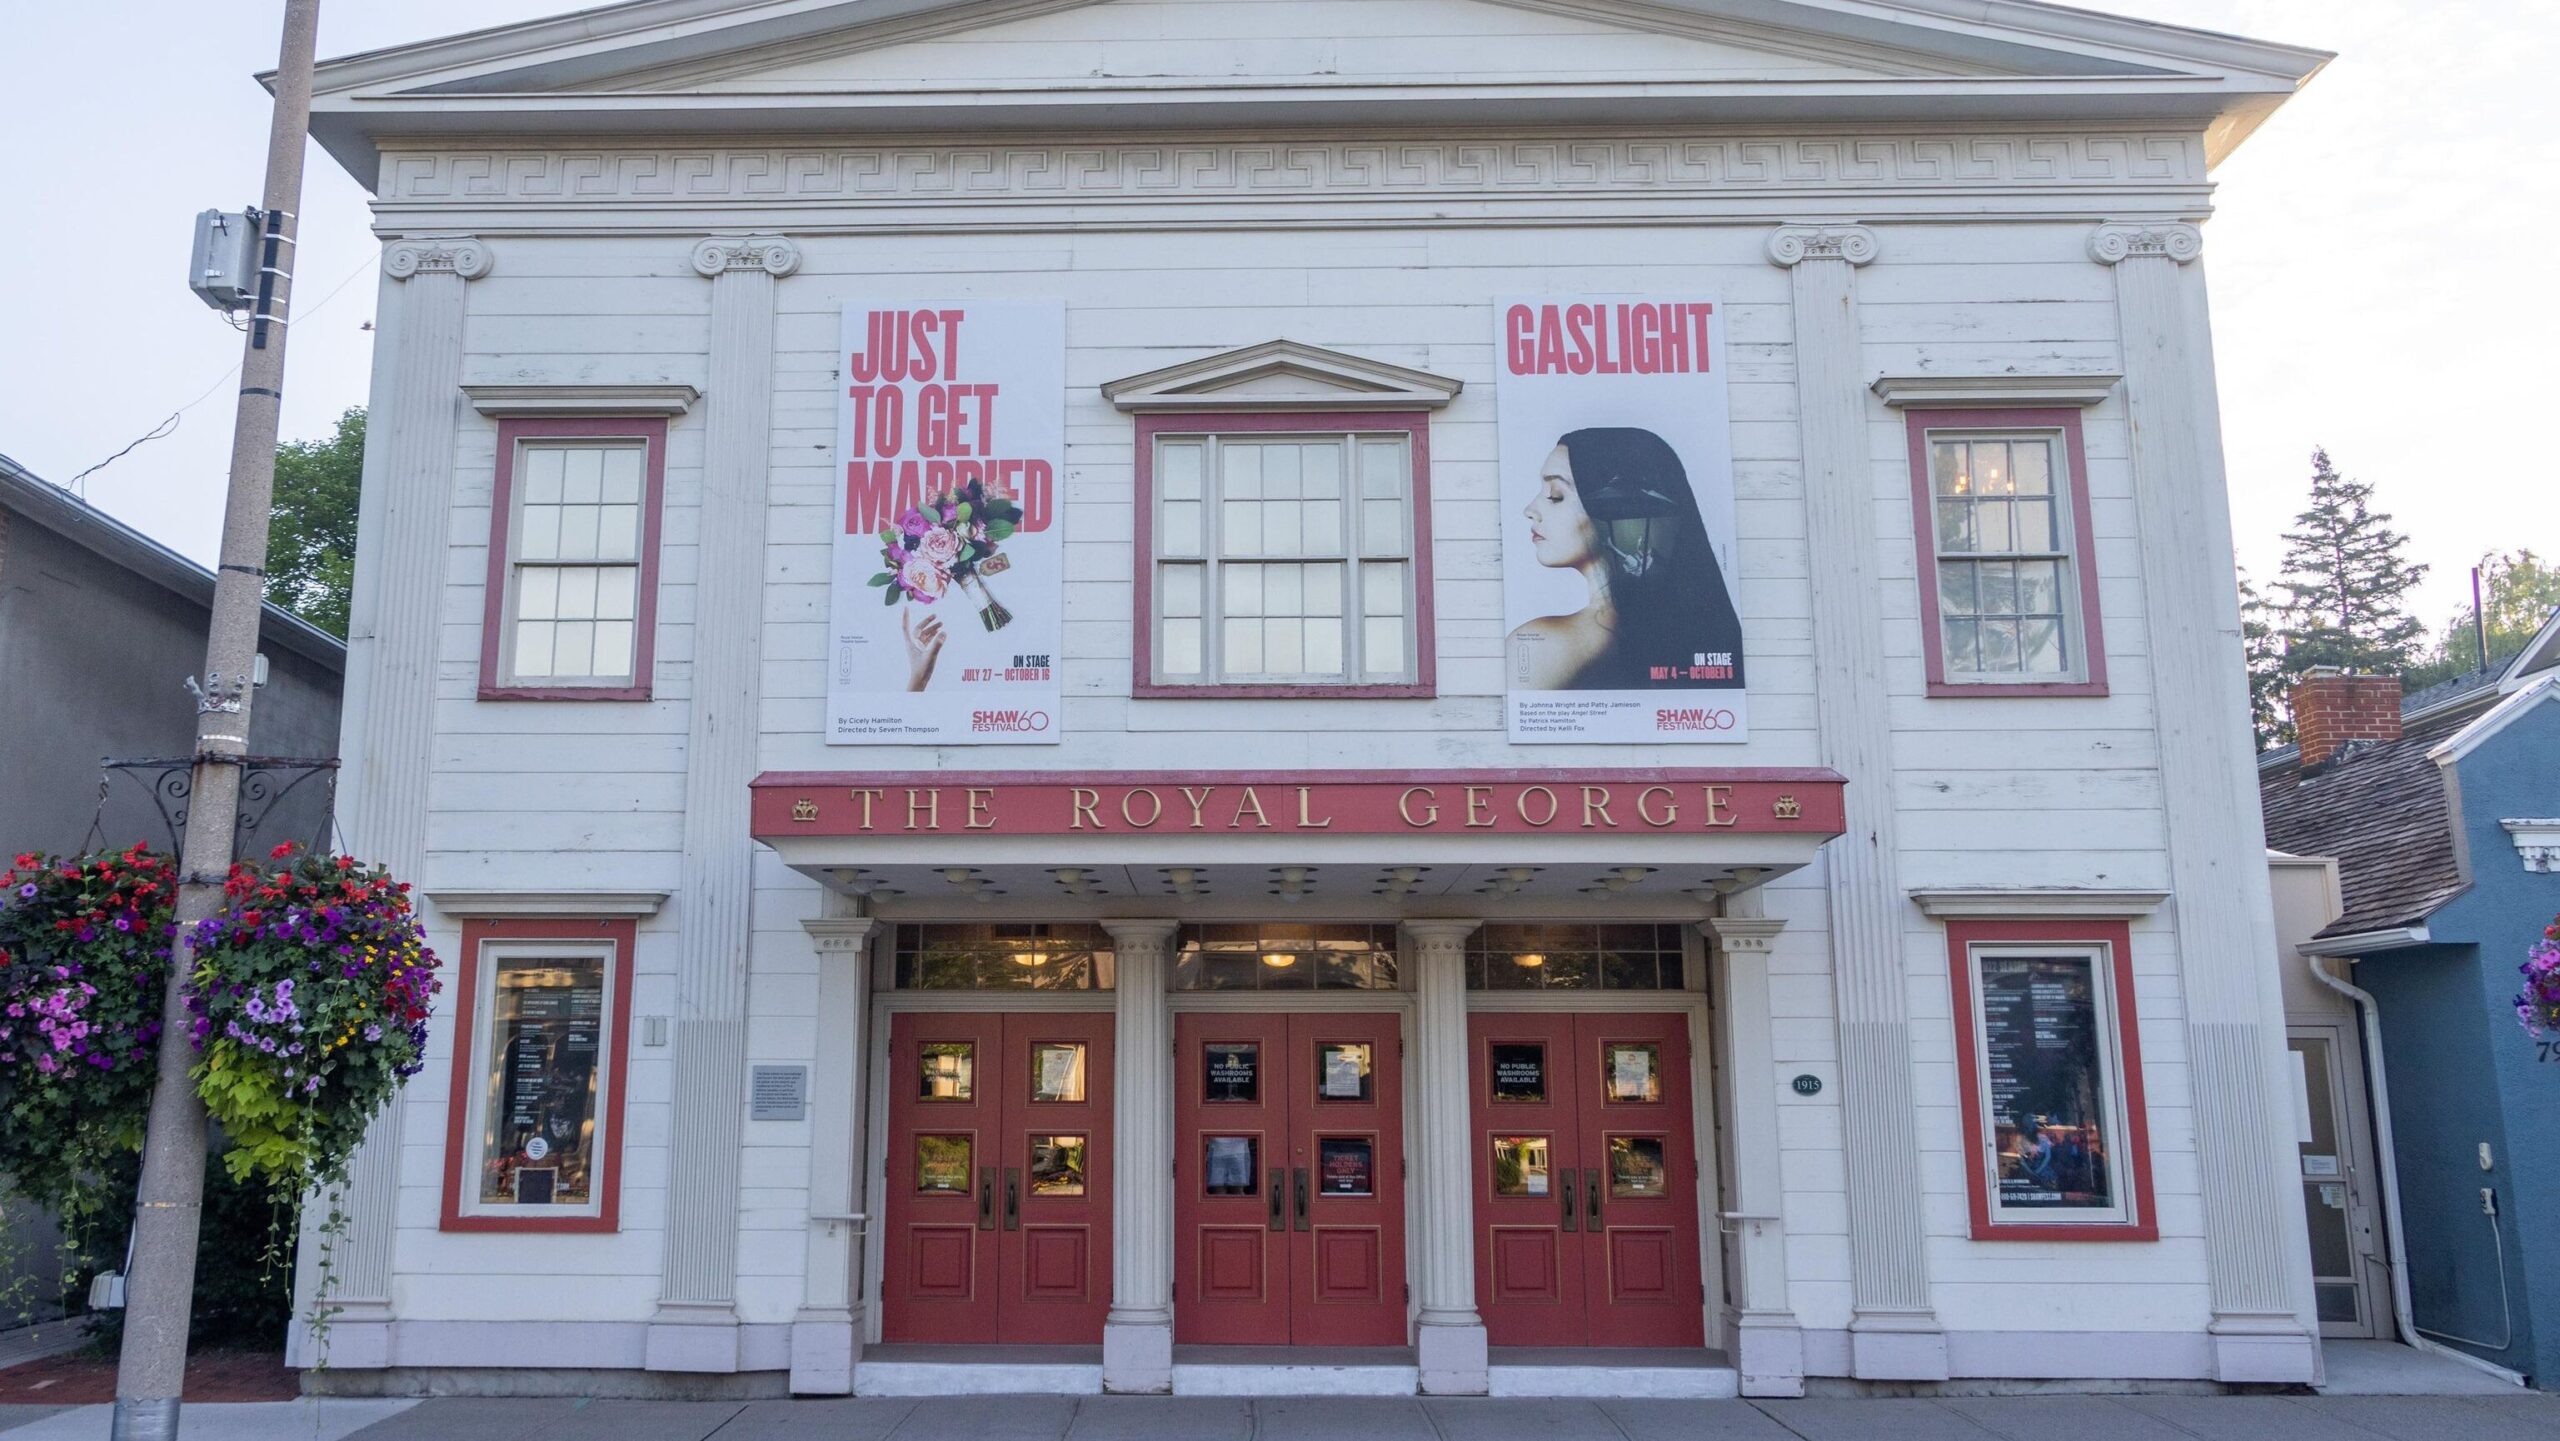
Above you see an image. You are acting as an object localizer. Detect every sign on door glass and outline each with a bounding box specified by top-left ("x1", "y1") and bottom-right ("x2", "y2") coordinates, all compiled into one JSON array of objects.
[
  {"x1": 1603, "y1": 1042, "x2": 1662, "y2": 1103},
  {"x1": 1317, "y1": 1043, "x2": 1374, "y2": 1102},
  {"x1": 1031, "y1": 1042, "x2": 1087, "y2": 1103},
  {"x1": 1489, "y1": 1043, "x2": 1547, "y2": 1103},
  {"x1": 1608, "y1": 1135, "x2": 1668, "y2": 1197},
  {"x1": 915, "y1": 1134, "x2": 972, "y2": 1194},
  {"x1": 1204, "y1": 1042, "x2": 1260, "y2": 1103},
  {"x1": 1318, "y1": 1136, "x2": 1375, "y2": 1195}
]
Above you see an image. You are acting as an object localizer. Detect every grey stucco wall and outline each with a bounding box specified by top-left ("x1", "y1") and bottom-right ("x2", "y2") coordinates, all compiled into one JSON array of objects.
[{"x1": 0, "y1": 507, "x2": 343, "y2": 861}]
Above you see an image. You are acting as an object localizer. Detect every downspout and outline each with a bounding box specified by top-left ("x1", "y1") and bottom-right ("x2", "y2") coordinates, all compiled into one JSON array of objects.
[{"x1": 2301, "y1": 949, "x2": 2527, "y2": 1386}]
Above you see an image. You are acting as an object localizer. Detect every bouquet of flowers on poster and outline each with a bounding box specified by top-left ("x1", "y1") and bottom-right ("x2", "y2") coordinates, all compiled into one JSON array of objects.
[
  {"x1": 1492, "y1": 296, "x2": 1748, "y2": 744},
  {"x1": 830, "y1": 300, "x2": 1065, "y2": 744}
]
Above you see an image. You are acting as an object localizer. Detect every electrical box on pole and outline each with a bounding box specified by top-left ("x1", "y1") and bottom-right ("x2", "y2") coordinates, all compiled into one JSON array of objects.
[{"x1": 188, "y1": 208, "x2": 261, "y2": 311}]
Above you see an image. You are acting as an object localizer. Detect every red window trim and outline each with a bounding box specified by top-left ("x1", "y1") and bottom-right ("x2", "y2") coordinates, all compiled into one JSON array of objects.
[
  {"x1": 441, "y1": 916, "x2": 637, "y2": 1234},
  {"x1": 1902, "y1": 408, "x2": 2109, "y2": 699},
  {"x1": 478, "y1": 416, "x2": 670, "y2": 702},
  {"x1": 1945, "y1": 917, "x2": 2158, "y2": 1242},
  {"x1": 1131, "y1": 409, "x2": 1437, "y2": 700}
]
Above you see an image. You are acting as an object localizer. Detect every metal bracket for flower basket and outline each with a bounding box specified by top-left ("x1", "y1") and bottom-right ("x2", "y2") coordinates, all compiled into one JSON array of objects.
[{"x1": 89, "y1": 756, "x2": 340, "y2": 860}]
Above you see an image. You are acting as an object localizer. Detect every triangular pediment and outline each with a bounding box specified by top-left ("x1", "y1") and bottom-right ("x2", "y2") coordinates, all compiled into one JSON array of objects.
[
  {"x1": 302, "y1": 0, "x2": 2331, "y2": 181},
  {"x1": 1103, "y1": 341, "x2": 1462, "y2": 413},
  {"x1": 570, "y1": 0, "x2": 1995, "y2": 95}
]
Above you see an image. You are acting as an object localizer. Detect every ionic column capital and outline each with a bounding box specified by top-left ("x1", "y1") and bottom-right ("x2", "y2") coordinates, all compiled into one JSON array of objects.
[
  {"x1": 1703, "y1": 916, "x2": 1788, "y2": 954},
  {"x1": 2088, "y1": 222, "x2": 2203, "y2": 266},
  {"x1": 383, "y1": 235, "x2": 493, "y2": 281},
  {"x1": 1101, "y1": 918, "x2": 1180, "y2": 950},
  {"x1": 1400, "y1": 919, "x2": 1482, "y2": 951},
  {"x1": 1766, "y1": 224, "x2": 1879, "y2": 268},
  {"x1": 800, "y1": 917, "x2": 878, "y2": 955},
  {"x1": 692, "y1": 233, "x2": 803, "y2": 278}
]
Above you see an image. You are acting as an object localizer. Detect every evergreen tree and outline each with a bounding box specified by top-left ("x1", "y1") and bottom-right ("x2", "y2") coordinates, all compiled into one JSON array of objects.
[
  {"x1": 2238, "y1": 567, "x2": 2291, "y2": 751},
  {"x1": 2275, "y1": 447, "x2": 2428, "y2": 677},
  {"x1": 266, "y1": 407, "x2": 364, "y2": 637}
]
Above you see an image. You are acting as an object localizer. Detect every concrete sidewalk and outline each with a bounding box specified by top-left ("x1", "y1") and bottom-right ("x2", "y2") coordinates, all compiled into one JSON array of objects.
[{"x1": 8, "y1": 1392, "x2": 2558, "y2": 1441}]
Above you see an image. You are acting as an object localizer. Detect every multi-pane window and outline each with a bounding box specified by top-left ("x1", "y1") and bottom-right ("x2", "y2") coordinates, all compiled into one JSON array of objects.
[
  {"x1": 1467, "y1": 924, "x2": 1690, "y2": 990},
  {"x1": 1153, "y1": 432, "x2": 1416, "y2": 687},
  {"x1": 503, "y1": 441, "x2": 646, "y2": 686},
  {"x1": 892, "y1": 923, "x2": 1115, "y2": 990},
  {"x1": 1927, "y1": 434, "x2": 2077, "y2": 680},
  {"x1": 1172, "y1": 923, "x2": 1401, "y2": 991}
]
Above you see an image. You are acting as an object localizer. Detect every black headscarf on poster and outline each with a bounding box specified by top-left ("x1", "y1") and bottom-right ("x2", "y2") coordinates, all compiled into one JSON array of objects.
[{"x1": 1558, "y1": 426, "x2": 1747, "y2": 690}]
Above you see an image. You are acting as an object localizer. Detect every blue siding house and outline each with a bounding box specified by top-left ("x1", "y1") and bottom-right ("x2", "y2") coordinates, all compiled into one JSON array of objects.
[{"x1": 2261, "y1": 615, "x2": 2560, "y2": 1389}]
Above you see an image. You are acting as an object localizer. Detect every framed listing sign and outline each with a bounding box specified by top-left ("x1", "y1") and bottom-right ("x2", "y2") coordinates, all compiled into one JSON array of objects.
[
  {"x1": 831, "y1": 301, "x2": 1064, "y2": 745},
  {"x1": 1494, "y1": 298, "x2": 1746, "y2": 744}
]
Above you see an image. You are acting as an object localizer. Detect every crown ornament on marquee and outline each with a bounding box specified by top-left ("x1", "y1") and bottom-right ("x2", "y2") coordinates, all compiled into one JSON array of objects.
[
  {"x1": 1765, "y1": 224, "x2": 1879, "y2": 268},
  {"x1": 2087, "y1": 223, "x2": 2204, "y2": 266},
  {"x1": 383, "y1": 236, "x2": 493, "y2": 280},
  {"x1": 691, "y1": 234, "x2": 803, "y2": 278}
]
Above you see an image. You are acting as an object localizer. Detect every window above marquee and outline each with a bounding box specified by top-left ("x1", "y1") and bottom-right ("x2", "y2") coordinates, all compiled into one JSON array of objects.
[
  {"x1": 892, "y1": 922, "x2": 1116, "y2": 990},
  {"x1": 1104, "y1": 341, "x2": 1460, "y2": 701},
  {"x1": 1468, "y1": 923, "x2": 1690, "y2": 991}
]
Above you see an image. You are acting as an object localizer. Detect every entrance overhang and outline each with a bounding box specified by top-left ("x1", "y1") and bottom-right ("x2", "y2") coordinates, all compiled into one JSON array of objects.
[{"x1": 751, "y1": 768, "x2": 1846, "y2": 915}]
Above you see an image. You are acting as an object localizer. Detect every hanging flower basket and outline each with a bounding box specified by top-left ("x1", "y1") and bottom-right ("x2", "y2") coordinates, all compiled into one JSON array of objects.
[
  {"x1": 185, "y1": 846, "x2": 441, "y2": 1194},
  {"x1": 2519, "y1": 912, "x2": 2560, "y2": 1038},
  {"x1": 0, "y1": 846, "x2": 175, "y2": 1245}
]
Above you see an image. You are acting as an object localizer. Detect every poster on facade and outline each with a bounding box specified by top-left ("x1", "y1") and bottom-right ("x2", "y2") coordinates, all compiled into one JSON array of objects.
[
  {"x1": 1977, "y1": 954, "x2": 2115, "y2": 1210},
  {"x1": 830, "y1": 300, "x2": 1064, "y2": 744},
  {"x1": 1494, "y1": 297, "x2": 1746, "y2": 743}
]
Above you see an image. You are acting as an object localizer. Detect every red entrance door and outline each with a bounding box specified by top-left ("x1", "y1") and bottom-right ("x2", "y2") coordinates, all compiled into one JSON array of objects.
[
  {"x1": 882, "y1": 1011, "x2": 1112, "y2": 1344},
  {"x1": 1175, "y1": 1012, "x2": 1406, "y2": 1346},
  {"x1": 1469, "y1": 1011, "x2": 1704, "y2": 1347}
]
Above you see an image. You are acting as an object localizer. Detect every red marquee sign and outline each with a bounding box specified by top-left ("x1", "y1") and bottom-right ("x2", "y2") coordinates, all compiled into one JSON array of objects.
[{"x1": 750, "y1": 769, "x2": 1844, "y2": 838}]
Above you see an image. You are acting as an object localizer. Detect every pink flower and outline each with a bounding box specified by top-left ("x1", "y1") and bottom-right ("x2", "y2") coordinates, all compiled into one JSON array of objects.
[
  {"x1": 916, "y1": 526, "x2": 962, "y2": 568},
  {"x1": 899, "y1": 556, "x2": 949, "y2": 600}
]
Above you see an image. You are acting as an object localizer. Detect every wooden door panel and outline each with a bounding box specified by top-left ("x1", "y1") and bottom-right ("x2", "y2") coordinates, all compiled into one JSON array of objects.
[
  {"x1": 1176, "y1": 1014, "x2": 1291, "y2": 1344},
  {"x1": 883, "y1": 1014, "x2": 1002, "y2": 1342},
  {"x1": 1312, "y1": 1227, "x2": 1384, "y2": 1303},
  {"x1": 1020, "y1": 1226, "x2": 1093, "y2": 1301},
  {"x1": 1198, "y1": 1228, "x2": 1270, "y2": 1302},
  {"x1": 996, "y1": 1011, "x2": 1113, "y2": 1343},
  {"x1": 1575, "y1": 1013, "x2": 1705, "y2": 1348},
  {"x1": 1287, "y1": 1013, "x2": 1406, "y2": 1346},
  {"x1": 1469, "y1": 1012, "x2": 1587, "y2": 1346}
]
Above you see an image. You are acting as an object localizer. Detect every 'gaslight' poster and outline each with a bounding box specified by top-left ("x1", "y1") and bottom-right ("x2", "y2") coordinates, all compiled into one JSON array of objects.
[
  {"x1": 830, "y1": 301, "x2": 1064, "y2": 744},
  {"x1": 1494, "y1": 298, "x2": 1746, "y2": 743}
]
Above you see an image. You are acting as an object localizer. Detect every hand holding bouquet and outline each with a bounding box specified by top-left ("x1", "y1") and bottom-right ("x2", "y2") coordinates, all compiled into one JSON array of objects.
[{"x1": 868, "y1": 477, "x2": 1024, "y2": 633}]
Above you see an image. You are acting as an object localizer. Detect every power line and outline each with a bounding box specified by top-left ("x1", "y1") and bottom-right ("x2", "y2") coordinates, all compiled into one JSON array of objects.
[{"x1": 61, "y1": 244, "x2": 382, "y2": 497}]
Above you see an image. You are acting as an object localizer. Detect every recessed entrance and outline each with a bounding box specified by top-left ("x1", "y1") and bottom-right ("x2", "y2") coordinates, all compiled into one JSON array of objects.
[
  {"x1": 1468, "y1": 1011, "x2": 1704, "y2": 1348},
  {"x1": 881, "y1": 1011, "x2": 1114, "y2": 1344},
  {"x1": 1174, "y1": 1011, "x2": 1407, "y2": 1346}
]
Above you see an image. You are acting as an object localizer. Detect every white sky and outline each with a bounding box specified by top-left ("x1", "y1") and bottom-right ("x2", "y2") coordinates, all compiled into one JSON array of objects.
[{"x1": 4, "y1": 0, "x2": 2551, "y2": 635}]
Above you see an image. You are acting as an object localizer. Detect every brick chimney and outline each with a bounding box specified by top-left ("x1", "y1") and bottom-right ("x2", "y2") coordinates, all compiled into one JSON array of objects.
[{"x1": 2290, "y1": 668, "x2": 2404, "y2": 767}]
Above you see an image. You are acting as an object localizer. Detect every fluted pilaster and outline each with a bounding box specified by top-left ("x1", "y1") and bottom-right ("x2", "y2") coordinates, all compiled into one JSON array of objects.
[
  {"x1": 651, "y1": 235, "x2": 796, "y2": 1370},
  {"x1": 1703, "y1": 912, "x2": 1804, "y2": 1398},
  {"x1": 2093, "y1": 221, "x2": 2314, "y2": 1382},
  {"x1": 1101, "y1": 919, "x2": 1177, "y2": 1394},
  {"x1": 300, "y1": 238, "x2": 491, "y2": 1364},
  {"x1": 1768, "y1": 224, "x2": 1943, "y2": 1378},
  {"x1": 1402, "y1": 919, "x2": 1487, "y2": 1394}
]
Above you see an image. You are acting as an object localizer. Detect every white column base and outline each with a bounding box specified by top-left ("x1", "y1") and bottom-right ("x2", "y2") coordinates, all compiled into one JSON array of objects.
[
  {"x1": 2210, "y1": 1316, "x2": 2319, "y2": 1384},
  {"x1": 789, "y1": 1309, "x2": 859, "y2": 1395},
  {"x1": 645, "y1": 1305, "x2": 742, "y2": 1373},
  {"x1": 1103, "y1": 1319, "x2": 1174, "y2": 1394},
  {"x1": 1417, "y1": 1320, "x2": 1489, "y2": 1396},
  {"x1": 1732, "y1": 1310, "x2": 1806, "y2": 1398},
  {"x1": 1849, "y1": 1310, "x2": 1948, "y2": 1381}
]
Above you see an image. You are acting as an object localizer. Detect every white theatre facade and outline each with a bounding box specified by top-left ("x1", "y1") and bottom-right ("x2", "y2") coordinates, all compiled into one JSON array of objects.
[{"x1": 295, "y1": 0, "x2": 2334, "y2": 1399}]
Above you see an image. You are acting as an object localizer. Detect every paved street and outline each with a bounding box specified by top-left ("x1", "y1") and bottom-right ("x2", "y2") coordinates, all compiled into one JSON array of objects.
[{"x1": 0, "y1": 1393, "x2": 2556, "y2": 1441}]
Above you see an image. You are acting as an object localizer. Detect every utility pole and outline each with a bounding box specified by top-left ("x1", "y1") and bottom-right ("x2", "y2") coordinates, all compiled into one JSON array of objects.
[{"x1": 113, "y1": 3, "x2": 321, "y2": 1437}]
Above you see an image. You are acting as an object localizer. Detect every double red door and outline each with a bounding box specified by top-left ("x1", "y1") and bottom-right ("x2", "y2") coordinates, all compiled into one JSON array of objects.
[
  {"x1": 881, "y1": 1011, "x2": 1112, "y2": 1343},
  {"x1": 1468, "y1": 1011, "x2": 1704, "y2": 1347},
  {"x1": 1174, "y1": 1012, "x2": 1406, "y2": 1346}
]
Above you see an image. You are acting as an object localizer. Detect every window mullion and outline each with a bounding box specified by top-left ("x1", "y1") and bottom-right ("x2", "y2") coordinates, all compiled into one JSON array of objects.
[
  {"x1": 1340, "y1": 434, "x2": 1366, "y2": 682},
  {"x1": 1199, "y1": 436, "x2": 1226, "y2": 683}
]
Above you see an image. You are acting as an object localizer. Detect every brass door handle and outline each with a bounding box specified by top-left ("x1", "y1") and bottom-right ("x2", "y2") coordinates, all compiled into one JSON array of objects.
[
  {"x1": 978, "y1": 1168, "x2": 996, "y2": 1231},
  {"x1": 1004, "y1": 1168, "x2": 1021, "y2": 1231},
  {"x1": 1293, "y1": 1167, "x2": 1311, "y2": 1232},
  {"x1": 1267, "y1": 1168, "x2": 1286, "y2": 1232},
  {"x1": 1560, "y1": 1171, "x2": 1577, "y2": 1233}
]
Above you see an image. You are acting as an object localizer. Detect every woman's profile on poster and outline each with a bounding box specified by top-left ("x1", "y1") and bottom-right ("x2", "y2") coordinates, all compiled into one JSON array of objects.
[{"x1": 1508, "y1": 426, "x2": 1745, "y2": 691}]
